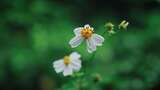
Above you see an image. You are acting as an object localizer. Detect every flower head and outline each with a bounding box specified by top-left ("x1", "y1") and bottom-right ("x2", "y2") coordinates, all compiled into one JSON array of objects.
[
  {"x1": 53, "y1": 52, "x2": 82, "y2": 76},
  {"x1": 69, "y1": 24, "x2": 104, "y2": 53}
]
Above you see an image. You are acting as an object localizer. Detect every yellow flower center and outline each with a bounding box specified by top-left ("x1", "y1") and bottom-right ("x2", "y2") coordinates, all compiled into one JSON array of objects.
[
  {"x1": 81, "y1": 27, "x2": 93, "y2": 39},
  {"x1": 63, "y1": 56, "x2": 70, "y2": 65}
]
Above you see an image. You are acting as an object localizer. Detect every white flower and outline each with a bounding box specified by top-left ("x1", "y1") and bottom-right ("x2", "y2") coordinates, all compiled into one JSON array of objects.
[
  {"x1": 53, "y1": 52, "x2": 82, "y2": 76},
  {"x1": 69, "y1": 24, "x2": 104, "y2": 53}
]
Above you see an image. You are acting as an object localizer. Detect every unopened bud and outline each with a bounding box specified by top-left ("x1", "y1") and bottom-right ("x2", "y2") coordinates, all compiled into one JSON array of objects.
[
  {"x1": 105, "y1": 22, "x2": 114, "y2": 31},
  {"x1": 105, "y1": 22, "x2": 115, "y2": 35},
  {"x1": 108, "y1": 30, "x2": 116, "y2": 35},
  {"x1": 119, "y1": 20, "x2": 129, "y2": 30}
]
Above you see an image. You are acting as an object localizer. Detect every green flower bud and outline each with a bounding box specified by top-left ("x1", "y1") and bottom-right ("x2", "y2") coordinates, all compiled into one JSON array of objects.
[
  {"x1": 119, "y1": 20, "x2": 129, "y2": 30},
  {"x1": 108, "y1": 30, "x2": 116, "y2": 34},
  {"x1": 105, "y1": 22, "x2": 116, "y2": 35},
  {"x1": 105, "y1": 22, "x2": 114, "y2": 31}
]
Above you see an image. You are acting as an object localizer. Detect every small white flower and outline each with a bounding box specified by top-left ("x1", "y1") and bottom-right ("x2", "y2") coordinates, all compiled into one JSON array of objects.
[
  {"x1": 53, "y1": 52, "x2": 82, "y2": 76},
  {"x1": 69, "y1": 24, "x2": 104, "y2": 53}
]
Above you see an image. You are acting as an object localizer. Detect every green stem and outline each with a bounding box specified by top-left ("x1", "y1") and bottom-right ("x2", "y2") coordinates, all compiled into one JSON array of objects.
[
  {"x1": 89, "y1": 51, "x2": 96, "y2": 61},
  {"x1": 77, "y1": 29, "x2": 108, "y2": 89}
]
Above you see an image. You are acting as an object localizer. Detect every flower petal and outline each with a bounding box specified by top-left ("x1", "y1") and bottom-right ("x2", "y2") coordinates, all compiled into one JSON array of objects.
[
  {"x1": 87, "y1": 46, "x2": 93, "y2": 53},
  {"x1": 70, "y1": 52, "x2": 81, "y2": 60},
  {"x1": 74, "y1": 27, "x2": 82, "y2": 35},
  {"x1": 84, "y1": 24, "x2": 94, "y2": 30},
  {"x1": 69, "y1": 36, "x2": 83, "y2": 48},
  {"x1": 63, "y1": 65, "x2": 73, "y2": 76},
  {"x1": 84, "y1": 24, "x2": 90, "y2": 28},
  {"x1": 53, "y1": 59, "x2": 63, "y2": 67},
  {"x1": 92, "y1": 34, "x2": 104, "y2": 46},
  {"x1": 53, "y1": 59, "x2": 65, "y2": 73},
  {"x1": 71, "y1": 59, "x2": 81, "y2": 71},
  {"x1": 86, "y1": 38, "x2": 96, "y2": 53}
]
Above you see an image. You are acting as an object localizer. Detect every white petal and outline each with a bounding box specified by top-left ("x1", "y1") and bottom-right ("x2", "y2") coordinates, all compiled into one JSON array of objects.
[
  {"x1": 71, "y1": 59, "x2": 81, "y2": 71},
  {"x1": 74, "y1": 27, "x2": 82, "y2": 35},
  {"x1": 84, "y1": 24, "x2": 94, "y2": 30},
  {"x1": 53, "y1": 59, "x2": 65, "y2": 73},
  {"x1": 54, "y1": 65, "x2": 65, "y2": 73},
  {"x1": 53, "y1": 59, "x2": 63, "y2": 67},
  {"x1": 69, "y1": 35, "x2": 83, "y2": 48},
  {"x1": 84, "y1": 24, "x2": 90, "y2": 28},
  {"x1": 70, "y1": 52, "x2": 81, "y2": 60},
  {"x1": 92, "y1": 34, "x2": 104, "y2": 46},
  {"x1": 63, "y1": 65, "x2": 73, "y2": 76},
  {"x1": 86, "y1": 38, "x2": 96, "y2": 53},
  {"x1": 87, "y1": 47, "x2": 93, "y2": 53}
]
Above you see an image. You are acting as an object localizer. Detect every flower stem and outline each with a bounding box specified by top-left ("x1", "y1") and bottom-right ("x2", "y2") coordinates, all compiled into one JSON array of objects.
[{"x1": 89, "y1": 51, "x2": 96, "y2": 60}]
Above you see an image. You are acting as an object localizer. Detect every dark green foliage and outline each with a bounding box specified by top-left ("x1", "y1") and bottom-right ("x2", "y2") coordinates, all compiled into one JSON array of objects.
[{"x1": 0, "y1": 0, "x2": 160, "y2": 90}]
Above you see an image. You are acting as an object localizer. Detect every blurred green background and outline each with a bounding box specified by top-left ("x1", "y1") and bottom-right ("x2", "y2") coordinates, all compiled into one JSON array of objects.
[{"x1": 0, "y1": 0, "x2": 160, "y2": 90}]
